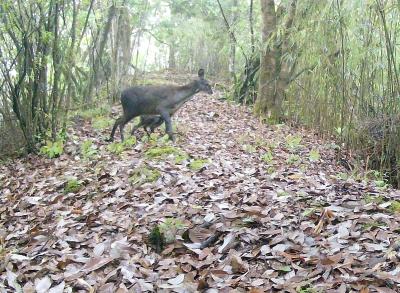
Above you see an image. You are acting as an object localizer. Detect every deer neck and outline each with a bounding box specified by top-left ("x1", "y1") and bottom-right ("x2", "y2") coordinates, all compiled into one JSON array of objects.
[{"x1": 174, "y1": 81, "x2": 199, "y2": 104}]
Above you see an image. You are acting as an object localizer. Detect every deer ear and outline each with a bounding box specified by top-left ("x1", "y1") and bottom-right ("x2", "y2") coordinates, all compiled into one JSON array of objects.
[{"x1": 198, "y1": 69, "x2": 205, "y2": 79}]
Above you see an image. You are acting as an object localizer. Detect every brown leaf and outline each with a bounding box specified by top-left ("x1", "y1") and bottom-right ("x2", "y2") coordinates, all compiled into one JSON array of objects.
[
  {"x1": 231, "y1": 254, "x2": 248, "y2": 274},
  {"x1": 35, "y1": 276, "x2": 52, "y2": 293},
  {"x1": 218, "y1": 232, "x2": 236, "y2": 254},
  {"x1": 188, "y1": 227, "x2": 213, "y2": 243}
]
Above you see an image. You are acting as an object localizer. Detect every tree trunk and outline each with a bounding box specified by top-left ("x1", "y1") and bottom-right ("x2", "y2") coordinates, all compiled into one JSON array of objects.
[
  {"x1": 168, "y1": 43, "x2": 176, "y2": 70},
  {"x1": 254, "y1": 0, "x2": 278, "y2": 120},
  {"x1": 229, "y1": 0, "x2": 238, "y2": 83},
  {"x1": 249, "y1": 0, "x2": 255, "y2": 55},
  {"x1": 85, "y1": 4, "x2": 115, "y2": 105},
  {"x1": 50, "y1": 2, "x2": 61, "y2": 140},
  {"x1": 217, "y1": 0, "x2": 237, "y2": 84}
]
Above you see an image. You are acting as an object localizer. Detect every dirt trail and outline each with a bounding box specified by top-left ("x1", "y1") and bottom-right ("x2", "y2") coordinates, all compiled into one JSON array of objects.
[{"x1": 1, "y1": 90, "x2": 400, "y2": 292}]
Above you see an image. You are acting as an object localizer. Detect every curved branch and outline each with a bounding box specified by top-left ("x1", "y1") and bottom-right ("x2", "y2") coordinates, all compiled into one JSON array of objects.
[{"x1": 216, "y1": 0, "x2": 248, "y2": 63}]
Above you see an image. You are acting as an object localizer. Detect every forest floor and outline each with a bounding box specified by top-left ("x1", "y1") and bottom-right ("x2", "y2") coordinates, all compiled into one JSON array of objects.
[{"x1": 1, "y1": 81, "x2": 400, "y2": 292}]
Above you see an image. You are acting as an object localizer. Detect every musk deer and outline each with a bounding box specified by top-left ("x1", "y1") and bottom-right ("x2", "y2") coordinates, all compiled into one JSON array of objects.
[
  {"x1": 131, "y1": 115, "x2": 164, "y2": 136},
  {"x1": 131, "y1": 107, "x2": 182, "y2": 137},
  {"x1": 108, "y1": 69, "x2": 213, "y2": 142}
]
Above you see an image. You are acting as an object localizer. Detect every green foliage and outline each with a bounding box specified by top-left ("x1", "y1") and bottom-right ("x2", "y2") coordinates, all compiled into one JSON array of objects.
[
  {"x1": 261, "y1": 151, "x2": 274, "y2": 163},
  {"x1": 64, "y1": 178, "x2": 81, "y2": 193},
  {"x1": 81, "y1": 140, "x2": 98, "y2": 159},
  {"x1": 302, "y1": 208, "x2": 317, "y2": 217},
  {"x1": 362, "y1": 221, "x2": 387, "y2": 230},
  {"x1": 107, "y1": 142, "x2": 125, "y2": 155},
  {"x1": 40, "y1": 140, "x2": 64, "y2": 158},
  {"x1": 364, "y1": 170, "x2": 384, "y2": 181},
  {"x1": 158, "y1": 218, "x2": 186, "y2": 233},
  {"x1": 389, "y1": 201, "x2": 400, "y2": 213},
  {"x1": 92, "y1": 116, "x2": 113, "y2": 130},
  {"x1": 129, "y1": 167, "x2": 161, "y2": 186},
  {"x1": 107, "y1": 137, "x2": 136, "y2": 155},
  {"x1": 283, "y1": 1, "x2": 400, "y2": 186},
  {"x1": 77, "y1": 105, "x2": 111, "y2": 120},
  {"x1": 145, "y1": 145, "x2": 182, "y2": 159},
  {"x1": 286, "y1": 154, "x2": 301, "y2": 165},
  {"x1": 158, "y1": 218, "x2": 186, "y2": 243},
  {"x1": 189, "y1": 159, "x2": 209, "y2": 171},
  {"x1": 297, "y1": 286, "x2": 318, "y2": 293},
  {"x1": 148, "y1": 226, "x2": 165, "y2": 253},
  {"x1": 254, "y1": 137, "x2": 268, "y2": 148},
  {"x1": 308, "y1": 149, "x2": 320, "y2": 162},
  {"x1": 242, "y1": 144, "x2": 257, "y2": 154},
  {"x1": 285, "y1": 135, "x2": 302, "y2": 150},
  {"x1": 375, "y1": 180, "x2": 388, "y2": 189},
  {"x1": 174, "y1": 153, "x2": 189, "y2": 164},
  {"x1": 364, "y1": 194, "x2": 384, "y2": 204},
  {"x1": 334, "y1": 172, "x2": 349, "y2": 180},
  {"x1": 277, "y1": 190, "x2": 289, "y2": 197}
]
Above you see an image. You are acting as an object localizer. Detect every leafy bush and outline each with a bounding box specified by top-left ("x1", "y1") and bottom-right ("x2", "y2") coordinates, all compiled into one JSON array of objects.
[
  {"x1": 40, "y1": 140, "x2": 64, "y2": 158},
  {"x1": 64, "y1": 178, "x2": 81, "y2": 193},
  {"x1": 148, "y1": 226, "x2": 165, "y2": 253},
  {"x1": 81, "y1": 140, "x2": 97, "y2": 159},
  {"x1": 261, "y1": 151, "x2": 274, "y2": 163},
  {"x1": 286, "y1": 154, "x2": 301, "y2": 165},
  {"x1": 158, "y1": 218, "x2": 186, "y2": 243},
  {"x1": 285, "y1": 135, "x2": 302, "y2": 150},
  {"x1": 308, "y1": 149, "x2": 320, "y2": 162}
]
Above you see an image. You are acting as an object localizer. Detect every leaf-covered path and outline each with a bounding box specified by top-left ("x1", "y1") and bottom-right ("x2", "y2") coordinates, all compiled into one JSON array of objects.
[{"x1": 1, "y1": 89, "x2": 400, "y2": 292}]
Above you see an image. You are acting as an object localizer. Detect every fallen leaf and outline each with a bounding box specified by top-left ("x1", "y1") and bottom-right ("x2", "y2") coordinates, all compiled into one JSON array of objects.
[
  {"x1": 168, "y1": 274, "x2": 185, "y2": 285},
  {"x1": 35, "y1": 276, "x2": 52, "y2": 293}
]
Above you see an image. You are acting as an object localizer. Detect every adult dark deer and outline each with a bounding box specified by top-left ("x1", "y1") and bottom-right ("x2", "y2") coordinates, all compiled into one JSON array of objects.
[{"x1": 108, "y1": 69, "x2": 213, "y2": 142}]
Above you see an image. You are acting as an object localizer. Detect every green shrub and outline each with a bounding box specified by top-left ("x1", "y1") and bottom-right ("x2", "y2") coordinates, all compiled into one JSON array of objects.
[
  {"x1": 286, "y1": 154, "x2": 301, "y2": 165},
  {"x1": 40, "y1": 140, "x2": 64, "y2": 158},
  {"x1": 189, "y1": 159, "x2": 209, "y2": 171},
  {"x1": 158, "y1": 218, "x2": 186, "y2": 243},
  {"x1": 76, "y1": 105, "x2": 111, "y2": 120},
  {"x1": 145, "y1": 145, "x2": 181, "y2": 158},
  {"x1": 107, "y1": 136, "x2": 136, "y2": 154},
  {"x1": 309, "y1": 149, "x2": 320, "y2": 162},
  {"x1": 286, "y1": 135, "x2": 302, "y2": 150},
  {"x1": 261, "y1": 151, "x2": 274, "y2": 163},
  {"x1": 92, "y1": 116, "x2": 113, "y2": 130},
  {"x1": 64, "y1": 178, "x2": 81, "y2": 193},
  {"x1": 81, "y1": 140, "x2": 97, "y2": 159},
  {"x1": 129, "y1": 167, "x2": 161, "y2": 186}
]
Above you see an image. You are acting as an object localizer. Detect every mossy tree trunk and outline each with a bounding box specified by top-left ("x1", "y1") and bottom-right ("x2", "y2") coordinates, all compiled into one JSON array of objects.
[
  {"x1": 254, "y1": 0, "x2": 297, "y2": 122},
  {"x1": 254, "y1": 0, "x2": 278, "y2": 120}
]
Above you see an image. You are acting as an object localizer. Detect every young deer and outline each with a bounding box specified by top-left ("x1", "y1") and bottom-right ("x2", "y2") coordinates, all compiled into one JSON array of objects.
[
  {"x1": 131, "y1": 115, "x2": 164, "y2": 136},
  {"x1": 108, "y1": 69, "x2": 212, "y2": 142}
]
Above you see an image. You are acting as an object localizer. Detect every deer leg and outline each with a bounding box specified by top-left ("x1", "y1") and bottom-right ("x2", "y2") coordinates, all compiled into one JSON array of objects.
[
  {"x1": 144, "y1": 126, "x2": 151, "y2": 137},
  {"x1": 160, "y1": 111, "x2": 174, "y2": 141},
  {"x1": 119, "y1": 115, "x2": 134, "y2": 142},
  {"x1": 131, "y1": 125, "x2": 139, "y2": 136},
  {"x1": 108, "y1": 116, "x2": 124, "y2": 142},
  {"x1": 131, "y1": 119, "x2": 143, "y2": 136}
]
